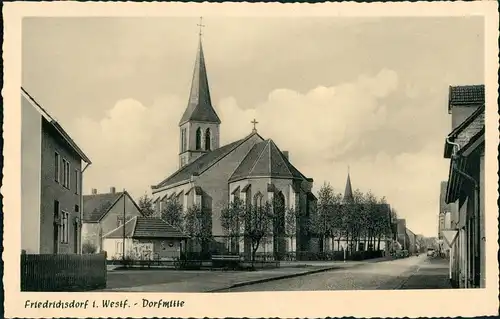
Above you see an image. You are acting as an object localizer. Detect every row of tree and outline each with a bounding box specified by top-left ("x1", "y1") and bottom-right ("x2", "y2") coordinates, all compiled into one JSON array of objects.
[
  {"x1": 137, "y1": 183, "x2": 399, "y2": 261},
  {"x1": 311, "y1": 183, "x2": 397, "y2": 252}
]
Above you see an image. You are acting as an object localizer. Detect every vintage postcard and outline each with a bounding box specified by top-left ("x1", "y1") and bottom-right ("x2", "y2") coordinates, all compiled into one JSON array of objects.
[{"x1": 2, "y1": 1, "x2": 499, "y2": 318}]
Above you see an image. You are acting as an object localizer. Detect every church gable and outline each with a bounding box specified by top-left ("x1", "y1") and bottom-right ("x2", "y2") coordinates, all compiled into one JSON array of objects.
[{"x1": 229, "y1": 139, "x2": 306, "y2": 182}]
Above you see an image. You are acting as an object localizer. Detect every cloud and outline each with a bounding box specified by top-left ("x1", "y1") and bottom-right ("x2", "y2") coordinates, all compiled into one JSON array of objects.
[{"x1": 72, "y1": 68, "x2": 445, "y2": 236}]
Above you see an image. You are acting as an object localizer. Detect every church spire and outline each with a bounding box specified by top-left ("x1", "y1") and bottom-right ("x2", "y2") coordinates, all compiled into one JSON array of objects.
[
  {"x1": 343, "y1": 167, "x2": 354, "y2": 203},
  {"x1": 179, "y1": 18, "x2": 221, "y2": 126}
]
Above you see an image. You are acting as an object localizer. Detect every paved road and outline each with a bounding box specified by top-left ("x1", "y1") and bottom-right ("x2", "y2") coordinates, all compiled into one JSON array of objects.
[{"x1": 221, "y1": 255, "x2": 435, "y2": 292}]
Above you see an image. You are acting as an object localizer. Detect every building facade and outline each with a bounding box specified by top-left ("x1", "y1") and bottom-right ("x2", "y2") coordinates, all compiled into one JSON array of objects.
[
  {"x1": 151, "y1": 36, "x2": 316, "y2": 259},
  {"x1": 21, "y1": 88, "x2": 92, "y2": 254},
  {"x1": 443, "y1": 84, "x2": 485, "y2": 288}
]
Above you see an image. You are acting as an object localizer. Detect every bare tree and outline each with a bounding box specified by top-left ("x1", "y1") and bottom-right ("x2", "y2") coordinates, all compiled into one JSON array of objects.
[
  {"x1": 220, "y1": 198, "x2": 245, "y2": 253},
  {"x1": 161, "y1": 198, "x2": 184, "y2": 231},
  {"x1": 184, "y1": 204, "x2": 212, "y2": 253},
  {"x1": 244, "y1": 202, "x2": 274, "y2": 263},
  {"x1": 138, "y1": 194, "x2": 155, "y2": 217}
]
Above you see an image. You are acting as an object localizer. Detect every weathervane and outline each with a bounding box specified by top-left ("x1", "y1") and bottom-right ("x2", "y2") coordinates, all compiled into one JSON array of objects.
[{"x1": 197, "y1": 16, "x2": 205, "y2": 37}]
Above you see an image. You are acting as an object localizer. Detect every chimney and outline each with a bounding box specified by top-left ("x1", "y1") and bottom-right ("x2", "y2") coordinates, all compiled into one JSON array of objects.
[
  {"x1": 110, "y1": 187, "x2": 116, "y2": 194},
  {"x1": 282, "y1": 151, "x2": 289, "y2": 161},
  {"x1": 91, "y1": 188, "x2": 97, "y2": 195}
]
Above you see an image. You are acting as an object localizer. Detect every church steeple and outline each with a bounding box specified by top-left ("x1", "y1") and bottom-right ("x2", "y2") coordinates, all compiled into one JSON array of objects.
[
  {"x1": 178, "y1": 18, "x2": 221, "y2": 169},
  {"x1": 179, "y1": 28, "x2": 221, "y2": 126},
  {"x1": 343, "y1": 167, "x2": 354, "y2": 203}
]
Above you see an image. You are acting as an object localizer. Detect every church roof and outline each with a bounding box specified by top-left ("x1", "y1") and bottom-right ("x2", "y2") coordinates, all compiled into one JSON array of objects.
[
  {"x1": 179, "y1": 39, "x2": 221, "y2": 126},
  {"x1": 152, "y1": 132, "x2": 262, "y2": 190},
  {"x1": 343, "y1": 172, "x2": 354, "y2": 203},
  {"x1": 229, "y1": 139, "x2": 306, "y2": 182}
]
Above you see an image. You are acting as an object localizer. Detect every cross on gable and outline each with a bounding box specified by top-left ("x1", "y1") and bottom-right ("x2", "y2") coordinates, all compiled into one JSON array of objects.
[{"x1": 251, "y1": 119, "x2": 259, "y2": 132}]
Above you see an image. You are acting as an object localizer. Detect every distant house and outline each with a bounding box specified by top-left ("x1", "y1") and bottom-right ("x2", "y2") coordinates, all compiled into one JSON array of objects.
[
  {"x1": 102, "y1": 216, "x2": 189, "y2": 260},
  {"x1": 21, "y1": 88, "x2": 92, "y2": 254},
  {"x1": 405, "y1": 228, "x2": 417, "y2": 254},
  {"x1": 81, "y1": 188, "x2": 143, "y2": 253}
]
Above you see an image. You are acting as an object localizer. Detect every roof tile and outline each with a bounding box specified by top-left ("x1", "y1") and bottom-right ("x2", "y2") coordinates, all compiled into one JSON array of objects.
[{"x1": 83, "y1": 192, "x2": 124, "y2": 222}]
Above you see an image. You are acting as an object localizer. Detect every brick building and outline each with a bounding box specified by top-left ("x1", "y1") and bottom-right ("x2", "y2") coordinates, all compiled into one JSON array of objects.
[
  {"x1": 21, "y1": 88, "x2": 91, "y2": 254},
  {"x1": 151, "y1": 36, "x2": 316, "y2": 259},
  {"x1": 81, "y1": 188, "x2": 143, "y2": 253},
  {"x1": 443, "y1": 84, "x2": 485, "y2": 288}
]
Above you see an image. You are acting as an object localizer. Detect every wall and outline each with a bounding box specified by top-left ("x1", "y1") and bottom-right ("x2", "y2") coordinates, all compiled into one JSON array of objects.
[
  {"x1": 39, "y1": 118, "x2": 82, "y2": 254},
  {"x1": 479, "y1": 149, "x2": 485, "y2": 288},
  {"x1": 451, "y1": 105, "x2": 479, "y2": 130},
  {"x1": 196, "y1": 134, "x2": 264, "y2": 236},
  {"x1": 100, "y1": 194, "x2": 142, "y2": 238},
  {"x1": 102, "y1": 238, "x2": 182, "y2": 260},
  {"x1": 133, "y1": 238, "x2": 182, "y2": 260},
  {"x1": 102, "y1": 238, "x2": 133, "y2": 260},
  {"x1": 21, "y1": 94, "x2": 42, "y2": 254}
]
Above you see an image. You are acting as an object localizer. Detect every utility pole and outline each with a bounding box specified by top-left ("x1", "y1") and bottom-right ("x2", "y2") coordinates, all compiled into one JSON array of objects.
[{"x1": 123, "y1": 189, "x2": 126, "y2": 262}]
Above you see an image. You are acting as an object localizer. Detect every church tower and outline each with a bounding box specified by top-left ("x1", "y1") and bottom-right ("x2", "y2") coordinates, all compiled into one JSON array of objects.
[{"x1": 178, "y1": 24, "x2": 221, "y2": 168}]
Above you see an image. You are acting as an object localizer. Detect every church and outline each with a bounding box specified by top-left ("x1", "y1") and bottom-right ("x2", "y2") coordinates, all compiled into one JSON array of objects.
[{"x1": 150, "y1": 33, "x2": 316, "y2": 259}]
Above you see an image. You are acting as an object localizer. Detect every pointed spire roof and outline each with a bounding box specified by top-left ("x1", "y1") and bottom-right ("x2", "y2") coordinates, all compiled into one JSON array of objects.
[
  {"x1": 179, "y1": 37, "x2": 221, "y2": 126},
  {"x1": 343, "y1": 169, "x2": 354, "y2": 203}
]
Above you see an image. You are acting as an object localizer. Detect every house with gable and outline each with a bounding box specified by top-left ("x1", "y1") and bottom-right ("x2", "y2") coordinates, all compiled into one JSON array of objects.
[
  {"x1": 81, "y1": 187, "x2": 143, "y2": 253},
  {"x1": 21, "y1": 87, "x2": 92, "y2": 255},
  {"x1": 150, "y1": 34, "x2": 317, "y2": 260},
  {"x1": 444, "y1": 84, "x2": 485, "y2": 288}
]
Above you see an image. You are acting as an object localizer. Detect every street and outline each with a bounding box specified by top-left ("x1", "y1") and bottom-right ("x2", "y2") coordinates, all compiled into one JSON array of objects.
[
  {"x1": 220, "y1": 255, "x2": 450, "y2": 292},
  {"x1": 104, "y1": 255, "x2": 452, "y2": 292}
]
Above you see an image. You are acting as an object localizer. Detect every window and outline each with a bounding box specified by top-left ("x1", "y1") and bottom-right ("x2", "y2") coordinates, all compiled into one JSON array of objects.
[
  {"x1": 195, "y1": 127, "x2": 202, "y2": 150},
  {"x1": 74, "y1": 169, "x2": 80, "y2": 194},
  {"x1": 117, "y1": 241, "x2": 124, "y2": 253},
  {"x1": 253, "y1": 192, "x2": 264, "y2": 208},
  {"x1": 61, "y1": 158, "x2": 70, "y2": 188},
  {"x1": 117, "y1": 216, "x2": 124, "y2": 228},
  {"x1": 55, "y1": 152, "x2": 60, "y2": 182},
  {"x1": 60, "y1": 211, "x2": 69, "y2": 244},
  {"x1": 205, "y1": 128, "x2": 211, "y2": 151},
  {"x1": 181, "y1": 128, "x2": 187, "y2": 152}
]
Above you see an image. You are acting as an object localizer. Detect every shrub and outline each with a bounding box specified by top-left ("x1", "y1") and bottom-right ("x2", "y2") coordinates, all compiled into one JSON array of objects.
[{"x1": 82, "y1": 241, "x2": 97, "y2": 254}]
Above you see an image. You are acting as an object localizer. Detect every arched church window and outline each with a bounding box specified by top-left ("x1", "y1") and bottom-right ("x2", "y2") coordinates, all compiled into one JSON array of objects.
[
  {"x1": 196, "y1": 128, "x2": 202, "y2": 150},
  {"x1": 205, "y1": 128, "x2": 211, "y2": 151},
  {"x1": 253, "y1": 192, "x2": 263, "y2": 208}
]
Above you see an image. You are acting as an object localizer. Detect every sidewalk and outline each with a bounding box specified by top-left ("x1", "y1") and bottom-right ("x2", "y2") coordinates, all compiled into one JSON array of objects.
[
  {"x1": 103, "y1": 257, "x2": 391, "y2": 292},
  {"x1": 398, "y1": 257, "x2": 452, "y2": 289}
]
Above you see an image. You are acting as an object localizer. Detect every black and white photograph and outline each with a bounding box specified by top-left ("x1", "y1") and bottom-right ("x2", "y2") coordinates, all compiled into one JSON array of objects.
[{"x1": 3, "y1": 2, "x2": 499, "y2": 318}]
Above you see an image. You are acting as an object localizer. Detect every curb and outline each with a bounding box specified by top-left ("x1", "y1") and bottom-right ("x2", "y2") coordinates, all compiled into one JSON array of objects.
[
  {"x1": 209, "y1": 266, "x2": 340, "y2": 292},
  {"x1": 210, "y1": 257, "x2": 393, "y2": 292}
]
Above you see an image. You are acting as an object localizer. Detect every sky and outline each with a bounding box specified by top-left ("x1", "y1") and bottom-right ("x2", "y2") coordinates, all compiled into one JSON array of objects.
[{"x1": 22, "y1": 16, "x2": 484, "y2": 237}]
